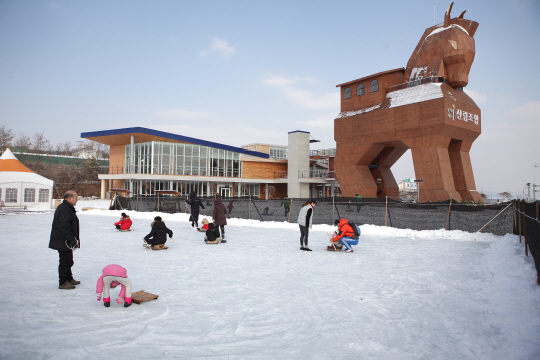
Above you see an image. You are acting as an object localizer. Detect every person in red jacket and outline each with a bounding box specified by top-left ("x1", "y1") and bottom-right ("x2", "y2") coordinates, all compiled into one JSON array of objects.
[
  {"x1": 114, "y1": 213, "x2": 133, "y2": 230},
  {"x1": 331, "y1": 218, "x2": 360, "y2": 253}
]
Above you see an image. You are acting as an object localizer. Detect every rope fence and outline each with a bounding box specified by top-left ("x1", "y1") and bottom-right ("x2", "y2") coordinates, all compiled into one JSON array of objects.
[
  {"x1": 111, "y1": 194, "x2": 539, "y2": 285},
  {"x1": 513, "y1": 200, "x2": 540, "y2": 285},
  {"x1": 112, "y1": 195, "x2": 513, "y2": 235}
]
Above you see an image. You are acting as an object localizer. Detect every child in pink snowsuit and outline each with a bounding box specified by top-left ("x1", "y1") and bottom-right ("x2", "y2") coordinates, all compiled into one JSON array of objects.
[{"x1": 96, "y1": 264, "x2": 132, "y2": 308}]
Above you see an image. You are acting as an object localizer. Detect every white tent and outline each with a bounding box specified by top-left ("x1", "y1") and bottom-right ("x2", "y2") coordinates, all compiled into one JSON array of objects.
[{"x1": 0, "y1": 147, "x2": 54, "y2": 210}]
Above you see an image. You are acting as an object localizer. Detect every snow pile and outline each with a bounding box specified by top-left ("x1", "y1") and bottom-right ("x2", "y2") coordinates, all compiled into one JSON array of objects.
[
  {"x1": 336, "y1": 83, "x2": 444, "y2": 119},
  {"x1": 426, "y1": 23, "x2": 469, "y2": 38},
  {"x1": 336, "y1": 104, "x2": 381, "y2": 119},
  {"x1": 387, "y1": 83, "x2": 444, "y2": 109},
  {"x1": 0, "y1": 201, "x2": 538, "y2": 359}
]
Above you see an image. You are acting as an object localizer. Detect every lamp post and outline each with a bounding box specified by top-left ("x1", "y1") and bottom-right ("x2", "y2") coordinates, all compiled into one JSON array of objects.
[{"x1": 414, "y1": 180, "x2": 423, "y2": 203}]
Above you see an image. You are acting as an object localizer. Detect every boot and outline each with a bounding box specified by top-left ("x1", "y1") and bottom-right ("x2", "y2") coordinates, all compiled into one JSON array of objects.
[
  {"x1": 59, "y1": 281, "x2": 75, "y2": 290},
  {"x1": 124, "y1": 296, "x2": 132, "y2": 308},
  {"x1": 103, "y1": 297, "x2": 111, "y2": 307},
  {"x1": 69, "y1": 279, "x2": 80, "y2": 285}
]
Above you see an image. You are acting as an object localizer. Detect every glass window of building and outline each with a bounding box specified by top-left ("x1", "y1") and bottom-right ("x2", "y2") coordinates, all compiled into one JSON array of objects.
[
  {"x1": 39, "y1": 189, "x2": 49, "y2": 202},
  {"x1": 370, "y1": 80, "x2": 379, "y2": 92},
  {"x1": 269, "y1": 146, "x2": 287, "y2": 160},
  {"x1": 125, "y1": 141, "x2": 243, "y2": 194},
  {"x1": 344, "y1": 87, "x2": 352, "y2": 99},
  {"x1": 24, "y1": 188, "x2": 35, "y2": 202},
  {"x1": 5, "y1": 188, "x2": 17, "y2": 203},
  {"x1": 357, "y1": 84, "x2": 364, "y2": 96}
]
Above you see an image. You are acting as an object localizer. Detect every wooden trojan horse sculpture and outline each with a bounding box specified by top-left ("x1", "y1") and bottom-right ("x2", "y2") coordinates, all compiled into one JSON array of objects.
[{"x1": 334, "y1": 2, "x2": 483, "y2": 203}]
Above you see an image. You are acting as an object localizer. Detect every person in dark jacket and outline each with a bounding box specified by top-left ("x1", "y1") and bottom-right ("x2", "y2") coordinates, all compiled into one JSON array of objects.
[
  {"x1": 144, "y1": 216, "x2": 173, "y2": 246},
  {"x1": 204, "y1": 222, "x2": 222, "y2": 243},
  {"x1": 212, "y1": 196, "x2": 227, "y2": 242},
  {"x1": 186, "y1": 191, "x2": 205, "y2": 229},
  {"x1": 49, "y1": 191, "x2": 80, "y2": 290}
]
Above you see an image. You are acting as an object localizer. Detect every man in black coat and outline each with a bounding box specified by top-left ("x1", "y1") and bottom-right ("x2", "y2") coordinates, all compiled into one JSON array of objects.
[
  {"x1": 49, "y1": 191, "x2": 80, "y2": 290},
  {"x1": 186, "y1": 190, "x2": 205, "y2": 229}
]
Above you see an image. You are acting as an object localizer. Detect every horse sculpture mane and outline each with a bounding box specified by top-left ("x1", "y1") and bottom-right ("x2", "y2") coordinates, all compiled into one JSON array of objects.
[{"x1": 334, "y1": 2, "x2": 483, "y2": 203}]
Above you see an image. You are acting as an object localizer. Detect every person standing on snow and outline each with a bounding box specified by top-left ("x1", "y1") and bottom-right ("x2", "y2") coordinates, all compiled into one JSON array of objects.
[
  {"x1": 212, "y1": 196, "x2": 227, "y2": 243},
  {"x1": 281, "y1": 196, "x2": 291, "y2": 216},
  {"x1": 49, "y1": 190, "x2": 81, "y2": 290},
  {"x1": 331, "y1": 218, "x2": 360, "y2": 253},
  {"x1": 186, "y1": 190, "x2": 205, "y2": 229},
  {"x1": 297, "y1": 199, "x2": 316, "y2": 251},
  {"x1": 355, "y1": 194, "x2": 362, "y2": 212},
  {"x1": 96, "y1": 264, "x2": 132, "y2": 308}
]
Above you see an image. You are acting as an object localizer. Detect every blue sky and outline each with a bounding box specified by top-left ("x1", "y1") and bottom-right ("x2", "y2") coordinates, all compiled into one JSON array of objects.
[{"x1": 1, "y1": 0, "x2": 539, "y2": 196}]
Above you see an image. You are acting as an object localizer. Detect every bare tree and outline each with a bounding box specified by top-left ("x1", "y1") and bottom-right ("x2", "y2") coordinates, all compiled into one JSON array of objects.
[
  {"x1": 32, "y1": 131, "x2": 51, "y2": 153},
  {"x1": 60, "y1": 141, "x2": 73, "y2": 155},
  {"x1": 0, "y1": 125, "x2": 15, "y2": 151},
  {"x1": 265, "y1": 185, "x2": 276, "y2": 199},
  {"x1": 498, "y1": 191, "x2": 512, "y2": 200},
  {"x1": 14, "y1": 132, "x2": 32, "y2": 151}
]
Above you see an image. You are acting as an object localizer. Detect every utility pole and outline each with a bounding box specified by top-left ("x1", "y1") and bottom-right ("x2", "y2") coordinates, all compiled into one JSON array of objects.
[
  {"x1": 527, "y1": 183, "x2": 531, "y2": 202},
  {"x1": 433, "y1": 1, "x2": 436, "y2": 25}
]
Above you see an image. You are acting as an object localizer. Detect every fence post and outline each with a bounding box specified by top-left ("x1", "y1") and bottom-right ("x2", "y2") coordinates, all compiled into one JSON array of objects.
[
  {"x1": 136, "y1": 194, "x2": 139, "y2": 212},
  {"x1": 517, "y1": 200, "x2": 521, "y2": 244},
  {"x1": 332, "y1": 195, "x2": 335, "y2": 225},
  {"x1": 385, "y1": 196, "x2": 388, "y2": 227},
  {"x1": 523, "y1": 200, "x2": 528, "y2": 257},
  {"x1": 445, "y1": 199, "x2": 453, "y2": 230},
  {"x1": 288, "y1": 198, "x2": 293, "y2": 222},
  {"x1": 249, "y1": 193, "x2": 251, "y2": 220},
  {"x1": 513, "y1": 200, "x2": 516, "y2": 234}
]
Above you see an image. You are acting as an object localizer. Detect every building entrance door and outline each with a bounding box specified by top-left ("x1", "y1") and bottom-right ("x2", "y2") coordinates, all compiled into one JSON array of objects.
[{"x1": 220, "y1": 187, "x2": 231, "y2": 198}]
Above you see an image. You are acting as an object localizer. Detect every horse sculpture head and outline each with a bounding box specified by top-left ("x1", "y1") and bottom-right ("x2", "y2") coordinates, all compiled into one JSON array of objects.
[{"x1": 405, "y1": 2, "x2": 479, "y2": 88}]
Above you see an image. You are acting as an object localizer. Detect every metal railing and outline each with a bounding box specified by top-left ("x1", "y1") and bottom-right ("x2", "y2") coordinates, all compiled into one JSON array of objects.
[
  {"x1": 299, "y1": 169, "x2": 328, "y2": 179},
  {"x1": 310, "y1": 148, "x2": 336, "y2": 157}
]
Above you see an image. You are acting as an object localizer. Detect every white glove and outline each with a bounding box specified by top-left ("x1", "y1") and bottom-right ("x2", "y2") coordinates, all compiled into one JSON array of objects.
[
  {"x1": 116, "y1": 297, "x2": 123, "y2": 304},
  {"x1": 97, "y1": 294, "x2": 102, "y2": 301}
]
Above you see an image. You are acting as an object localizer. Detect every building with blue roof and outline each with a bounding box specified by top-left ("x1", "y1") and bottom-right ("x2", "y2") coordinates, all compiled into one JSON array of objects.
[{"x1": 82, "y1": 127, "x2": 336, "y2": 199}]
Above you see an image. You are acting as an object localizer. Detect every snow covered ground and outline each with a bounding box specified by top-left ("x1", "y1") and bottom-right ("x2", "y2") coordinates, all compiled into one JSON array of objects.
[{"x1": 1, "y1": 199, "x2": 539, "y2": 359}]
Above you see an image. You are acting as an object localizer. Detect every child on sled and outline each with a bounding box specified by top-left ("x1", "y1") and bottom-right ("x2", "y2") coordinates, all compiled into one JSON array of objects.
[
  {"x1": 204, "y1": 220, "x2": 226, "y2": 243},
  {"x1": 114, "y1": 212, "x2": 132, "y2": 230},
  {"x1": 96, "y1": 264, "x2": 132, "y2": 308}
]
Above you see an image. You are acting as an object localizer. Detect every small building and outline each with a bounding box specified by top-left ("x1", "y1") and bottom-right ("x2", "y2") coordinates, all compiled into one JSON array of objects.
[
  {"x1": 0, "y1": 147, "x2": 54, "y2": 210},
  {"x1": 81, "y1": 127, "x2": 337, "y2": 200}
]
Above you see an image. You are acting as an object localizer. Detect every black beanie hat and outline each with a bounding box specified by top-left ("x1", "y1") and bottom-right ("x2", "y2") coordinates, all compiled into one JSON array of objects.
[
  {"x1": 154, "y1": 216, "x2": 162, "y2": 222},
  {"x1": 334, "y1": 219, "x2": 340, "y2": 226},
  {"x1": 121, "y1": 212, "x2": 127, "y2": 217}
]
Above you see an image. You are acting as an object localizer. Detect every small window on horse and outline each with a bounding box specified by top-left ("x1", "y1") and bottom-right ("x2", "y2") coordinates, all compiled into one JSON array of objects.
[
  {"x1": 357, "y1": 84, "x2": 364, "y2": 96},
  {"x1": 344, "y1": 87, "x2": 351, "y2": 99},
  {"x1": 370, "y1": 80, "x2": 379, "y2": 93}
]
